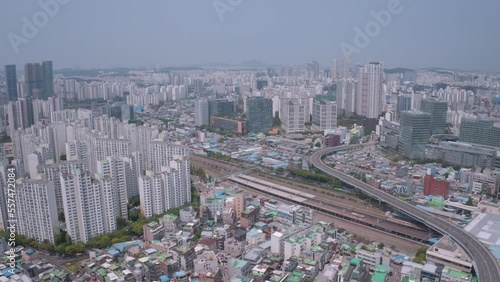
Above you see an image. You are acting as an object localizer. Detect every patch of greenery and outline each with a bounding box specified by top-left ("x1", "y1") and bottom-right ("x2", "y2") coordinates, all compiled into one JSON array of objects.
[
  {"x1": 414, "y1": 247, "x2": 428, "y2": 264},
  {"x1": 191, "y1": 166, "x2": 207, "y2": 182}
]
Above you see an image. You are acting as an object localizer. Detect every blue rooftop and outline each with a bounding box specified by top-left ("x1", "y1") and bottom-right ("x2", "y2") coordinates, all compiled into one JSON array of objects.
[
  {"x1": 108, "y1": 249, "x2": 120, "y2": 256},
  {"x1": 428, "y1": 237, "x2": 441, "y2": 244},
  {"x1": 111, "y1": 240, "x2": 143, "y2": 252},
  {"x1": 272, "y1": 163, "x2": 288, "y2": 168},
  {"x1": 175, "y1": 271, "x2": 187, "y2": 278},
  {"x1": 2, "y1": 268, "x2": 20, "y2": 277},
  {"x1": 160, "y1": 274, "x2": 170, "y2": 282}
]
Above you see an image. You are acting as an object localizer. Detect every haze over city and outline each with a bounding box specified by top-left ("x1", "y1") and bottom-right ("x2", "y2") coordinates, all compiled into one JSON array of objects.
[
  {"x1": 1, "y1": 0, "x2": 500, "y2": 72},
  {"x1": 2, "y1": 1, "x2": 500, "y2": 282}
]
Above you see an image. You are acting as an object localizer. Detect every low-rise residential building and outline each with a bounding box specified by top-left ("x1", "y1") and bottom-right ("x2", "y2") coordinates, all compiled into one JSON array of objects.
[{"x1": 144, "y1": 222, "x2": 165, "y2": 242}]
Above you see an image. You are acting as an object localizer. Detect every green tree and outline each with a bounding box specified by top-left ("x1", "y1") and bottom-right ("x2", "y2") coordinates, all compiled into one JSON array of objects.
[
  {"x1": 40, "y1": 240, "x2": 55, "y2": 252},
  {"x1": 55, "y1": 230, "x2": 71, "y2": 246},
  {"x1": 58, "y1": 211, "x2": 65, "y2": 222},
  {"x1": 273, "y1": 112, "x2": 281, "y2": 127},
  {"x1": 414, "y1": 247, "x2": 428, "y2": 263},
  {"x1": 131, "y1": 222, "x2": 144, "y2": 236},
  {"x1": 465, "y1": 197, "x2": 474, "y2": 206},
  {"x1": 55, "y1": 244, "x2": 67, "y2": 255},
  {"x1": 65, "y1": 243, "x2": 85, "y2": 256},
  {"x1": 117, "y1": 216, "x2": 127, "y2": 229},
  {"x1": 128, "y1": 195, "x2": 140, "y2": 208},
  {"x1": 129, "y1": 210, "x2": 140, "y2": 222}
]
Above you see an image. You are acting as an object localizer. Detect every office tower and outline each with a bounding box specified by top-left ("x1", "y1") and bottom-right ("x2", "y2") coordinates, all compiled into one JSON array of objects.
[
  {"x1": 396, "y1": 94, "x2": 412, "y2": 120},
  {"x1": 209, "y1": 99, "x2": 234, "y2": 118},
  {"x1": 24, "y1": 63, "x2": 43, "y2": 98},
  {"x1": 340, "y1": 54, "x2": 351, "y2": 79},
  {"x1": 420, "y1": 97, "x2": 448, "y2": 135},
  {"x1": 312, "y1": 61, "x2": 320, "y2": 79},
  {"x1": 398, "y1": 110, "x2": 432, "y2": 159},
  {"x1": 194, "y1": 99, "x2": 209, "y2": 126},
  {"x1": 42, "y1": 61, "x2": 54, "y2": 99},
  {"x1": 280, "y1": 100, "x2": 306, "y2": 133},
  {"x1": 459, "y1": 118, "x2": 500, "y2": 148},
  {"x1": 246, "y1": 97, "x2": 273, "y2": 133},
  {"x1": 312, "y1": 99, "x2": 337, "y2": 131},
  {"x1": 120, "y1": 104, "x2": 134, "y2": 122},
  {"x1": 210, "y1": 116, "x2": 247, "y2": 134},
  {"x1": 61, "y1": 169, "x2": 105, "y2": 243},
  {"x1": 4, "y1": 65, "x2": 18, "y2": 101},
  {"x1": 331, "y1": 59, "x2": 338, "y2": 81},
  {"x1": 411, "y1": 93, "x2": 423, "y2": 110},
  {"x1": 194, "y1": 79, "x2": 203, "y2": 94},
  {"x1": 256, "y1": 80, "x2": 268, "y2": 90},
  {"x1": 356, "y1": 62, "x2": 384, "y2": 119},
  {"x1": 16, "y1": 179, "x2": 59, "y2": 243}
]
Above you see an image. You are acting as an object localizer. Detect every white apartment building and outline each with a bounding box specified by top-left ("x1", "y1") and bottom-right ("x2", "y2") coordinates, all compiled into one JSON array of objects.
[
  {"x1": 16, "y1": 179, "x2": 59, "y2": 244},
  {"x1": 38, "y1": 160, "x2": 87, "y2": 212},
  {"x1": 139, "y1": 171, "x2": 165, "y2": 218},
  {"x1": 280, "y1": 99, "x2": 306, "y2": 133},
  {"x1": 61, "y1": 169, "x2": 105, "y2": 243},
  {"x1": 312, "y1": 100, "x2": 337, "y2": 131},
  {"x1": 356, "y1": 62, "x2": 384, "y2": 119},
  {"x1": 194, "y1": 99, "x2": 209, "y2": 126},
  {"x1": 97, "y1": 156, "x2": 128, "y2": 218},
  {"x1": 336, "y1": 78, "x2": 356, "y2": 115},
  {"x1": 139, "y1": 157, "x2": 191, "y2": 218}
]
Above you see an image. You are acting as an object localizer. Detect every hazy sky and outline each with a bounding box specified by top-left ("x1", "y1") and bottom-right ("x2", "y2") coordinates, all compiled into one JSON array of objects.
[{"x1": 1, "y1": 0, "x2": 499, "y2": 71}]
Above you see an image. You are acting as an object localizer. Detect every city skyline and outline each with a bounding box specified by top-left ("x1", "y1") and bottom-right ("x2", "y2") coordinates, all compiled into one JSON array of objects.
[{"x1": 1, "y1": 0, "x2": 499, "y2": 72}]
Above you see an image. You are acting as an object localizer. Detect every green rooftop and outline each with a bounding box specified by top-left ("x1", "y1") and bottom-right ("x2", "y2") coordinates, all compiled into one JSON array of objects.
[
  {"x1": 234, "y1": 275, "x2": 252, "y2": 282},
  {"x1": 163, "y1": 213, "x2": 178, "y2": 220},
  {"x1": 350, "y1": 257, "x2": 361, "y2": 266},
  {"x1": 286, "y1": 271, "x2": 305, "y2": 282},
  {"x1": 372, "y1": 265, "x2": 389, "y2": 282},
  {"x1": 443, "y1": 266, "x2": 471, "y2": 279},
  {"x1": 232, "y1": 259, "x2": 248, "y2": 269}
]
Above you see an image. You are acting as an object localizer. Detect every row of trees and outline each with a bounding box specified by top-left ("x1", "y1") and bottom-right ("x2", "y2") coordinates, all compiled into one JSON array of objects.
[
  {"x1": 288, "y1": 168, "x2": 342, "y2": 188},
  {"x1": 191, "y1": 166, "x2": 208, "y2": 182},
  {"x1": 207, "y1": 151, "x2": 240, "y2": 163},
  {"x1": 2, "y1": 184, "x2": 202, "y2": 257}
]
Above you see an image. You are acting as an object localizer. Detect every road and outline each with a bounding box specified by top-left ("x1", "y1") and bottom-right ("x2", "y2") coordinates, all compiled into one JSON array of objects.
[{"x1": 311, "y1": 145, "x2": 500, "y2": 282}]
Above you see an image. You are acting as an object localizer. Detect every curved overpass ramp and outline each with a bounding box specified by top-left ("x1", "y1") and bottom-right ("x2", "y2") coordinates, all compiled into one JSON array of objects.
[{"x1": 311, "y1": 145, "x2": 500, "y2": 282}]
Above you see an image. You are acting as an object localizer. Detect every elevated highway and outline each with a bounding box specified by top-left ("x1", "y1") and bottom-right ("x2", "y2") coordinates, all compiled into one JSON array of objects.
[{"x1": 311, "y1": 145, "x2": 500, "y2": 282}]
